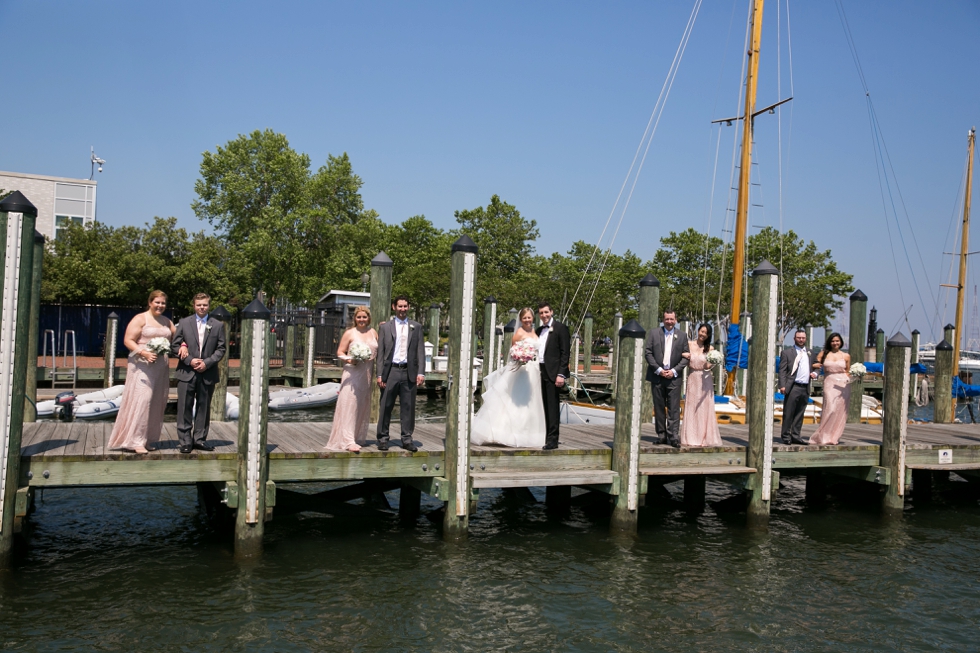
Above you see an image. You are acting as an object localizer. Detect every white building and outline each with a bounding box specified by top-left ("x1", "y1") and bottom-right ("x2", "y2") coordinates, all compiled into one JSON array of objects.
[{"x1": 0, "y1": 171, "x2": 97, "y2": 241}]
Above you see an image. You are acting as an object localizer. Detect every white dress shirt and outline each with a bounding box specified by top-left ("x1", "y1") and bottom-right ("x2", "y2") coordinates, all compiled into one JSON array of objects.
[
  {"x1": 657, "y1": 327, "x2": 677, "y2": 377},
  {"x1": 792, "y1": 346, "x2": 811, "y2": 384},
  {"x1": 392, "y1": 317, "x2": 409, "y2": 364},
  {"x1": 196, "y1": 315, "x2": 208, "y2": 356}
]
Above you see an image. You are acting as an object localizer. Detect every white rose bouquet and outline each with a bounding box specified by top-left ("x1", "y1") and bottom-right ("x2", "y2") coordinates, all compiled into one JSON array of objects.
[
  {"x1": 347, "y1": 342, "x2": 373, "y2": 364},
  {"x1": 145, "y1": 337, "x2": 171, "y2": 356},
  {"x1": 706, "y1": 350, "x2": 724, "y2": 366},
  {"x1": 849, "y1": 363, "x2": 867, "y2": 378}
]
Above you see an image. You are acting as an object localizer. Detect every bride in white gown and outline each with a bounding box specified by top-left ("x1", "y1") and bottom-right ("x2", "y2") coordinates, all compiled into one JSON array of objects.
[{"x1": 471, "y1": 307, "x2": 546, "y2": 447}]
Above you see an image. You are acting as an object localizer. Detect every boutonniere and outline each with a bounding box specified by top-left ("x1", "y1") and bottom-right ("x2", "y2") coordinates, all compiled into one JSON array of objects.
[
  {"x1": 410, "y1": 325, "x2": 415, "y2": 330},
  {"x1": 206, "y1": 324, "x2": 212, "y2": 332}
]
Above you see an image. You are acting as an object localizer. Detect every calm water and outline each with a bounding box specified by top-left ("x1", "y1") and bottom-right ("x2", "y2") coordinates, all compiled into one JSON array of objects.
[{"x1": 11, "y1": 395, "x2": 980, "y2": 651}]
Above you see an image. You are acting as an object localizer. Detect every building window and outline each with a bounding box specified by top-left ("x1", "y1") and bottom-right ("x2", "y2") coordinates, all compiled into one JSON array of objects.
[{"x1": 55, "y1": 215, "x2": 84, "y2": 240}]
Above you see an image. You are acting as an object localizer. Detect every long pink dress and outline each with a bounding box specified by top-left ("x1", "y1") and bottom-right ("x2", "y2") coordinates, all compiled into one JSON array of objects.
[
  {"x1": 325, "y1": 329, "x2": 378, "y2": 450},
  {"x1": 679, "y1": 343, "x2": 723, "y2": 447},
  {"x1": 108, "y1": 321, "x2": 172, "y2": 450},
  {"x1": 809, "y1": 358, "x2": 851, "y2": 445}
]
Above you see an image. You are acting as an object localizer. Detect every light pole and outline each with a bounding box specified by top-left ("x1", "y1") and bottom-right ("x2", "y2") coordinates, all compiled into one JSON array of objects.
[
  {"x1": 361, "y1": 272, "x2": 369, "y2": 292},
  {"x1": 89, "y1": 147, "x2": 105, "y2": 180}
]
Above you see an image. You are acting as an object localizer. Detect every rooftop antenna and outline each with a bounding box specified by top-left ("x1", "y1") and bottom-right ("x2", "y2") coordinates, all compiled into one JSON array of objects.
[{"x1": 90, "y1": 146, "x2": 106, "y2": 180}]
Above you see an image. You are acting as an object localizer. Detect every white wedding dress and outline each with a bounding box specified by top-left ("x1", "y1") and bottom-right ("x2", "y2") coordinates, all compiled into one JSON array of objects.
[{"x1": 471, "y1": 357, "x2": 547, "y2": 448}]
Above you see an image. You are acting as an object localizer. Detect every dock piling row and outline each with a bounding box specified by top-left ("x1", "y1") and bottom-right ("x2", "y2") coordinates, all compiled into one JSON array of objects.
[
  {"x1": 881, "y1": 333, "x2": 912, "y2": 514},
  {"x1": 610, "y1": 319, "x2": 646, "y2": 535},
  {"x1": 847, "y1": 290, "x2": 868, "y2": 423},
  {"x1": 746, "y1": 261, "x2": 779, "y2": 529},
  {"x1": 23, "y1": 231, "x2": 43, "y2": 422}
]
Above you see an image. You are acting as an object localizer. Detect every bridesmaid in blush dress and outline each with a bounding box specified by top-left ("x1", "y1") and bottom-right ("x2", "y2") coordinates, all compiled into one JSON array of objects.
[
  {"x1": 325, "y1": 306, "x2": 378, "y2": 452},
  {"x1": 108, "y1": 290, "x2": 175, "y2": 454},
  {"x1": 679, "y1": 323, "x2": 723, "y2": 447},
  {"x1": 809, "y1": 332, "x2": 851, "y2": 445}
]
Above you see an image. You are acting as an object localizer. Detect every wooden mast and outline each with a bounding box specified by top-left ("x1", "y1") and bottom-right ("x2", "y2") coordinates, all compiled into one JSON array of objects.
[
  {"x1": 952, "y1": 127, "x2": 976, "y2": 381},
  {"x1": 725, "y1": 0, "x2": 766, "y2": 394}
]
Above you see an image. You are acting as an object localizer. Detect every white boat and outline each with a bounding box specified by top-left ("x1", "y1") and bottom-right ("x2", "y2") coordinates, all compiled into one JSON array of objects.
[
  {"x1": 75, "y1": 396, "x2": 123, "y2": 419},
  {"x1": 225, "y1": 392, "x2": 240, "y2": 420},
  {"x1": 36, "y1": 385, "x2": 126, "y2": 418},
  {"x1": 560, "y1": 393, "x2": 883, "y2": 427},
  {"x1": 267, "y1": 383, "x2": 341, "y2": 411},
  {"x1": 916, "y1": 343, "x2": 980, "y2": 372}
]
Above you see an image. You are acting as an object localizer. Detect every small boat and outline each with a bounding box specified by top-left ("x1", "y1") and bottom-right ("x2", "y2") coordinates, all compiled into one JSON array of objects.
[
  {"x1": 225, "y1": 392, "x2": 240, "y2": 420},
  {"x1": 75, "y1": 396, "x2": 123, "y2": 419},
  {"x1": 267, "y1": 383, "x2": 341, "y2": 411},
  {"x1": 36, "y1": 385, "x2": 126, "y2": 418}
]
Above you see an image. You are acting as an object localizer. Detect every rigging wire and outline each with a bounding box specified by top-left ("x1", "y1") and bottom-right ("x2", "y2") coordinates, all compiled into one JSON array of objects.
[
  {"x1": 834, "y1": 0, "x2": 939, "y2": 338},
  {"x1": 564, "y1": 0, "x2": 704, "y2": 326}
]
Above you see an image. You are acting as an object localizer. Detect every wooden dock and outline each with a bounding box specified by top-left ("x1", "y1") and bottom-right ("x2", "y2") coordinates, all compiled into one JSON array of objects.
[{"x1": 19, "y1": 420, "x2": 980, "y2": 491}]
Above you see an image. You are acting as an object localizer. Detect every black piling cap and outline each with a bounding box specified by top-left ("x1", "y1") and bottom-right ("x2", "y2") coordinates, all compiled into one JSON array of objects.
[
  {"x1": 503, "y1": 319, "x2": 517, "y2": 333},
  {"x1": 485, "y1": 296, "x2": 496, "y2": 304},
  {"x1": 211, "y1": 306, "x2": 232, "y2": 321},
  {"x1": 495, "y1": 326, "x2": 503, "y2": 335},
  {"x1": 108, "y1": 312, "x2": 119, "y2": 320},
  {"x1": 752, "y1": 259, "x2": 779, "y2": 276},
  {"x1": 615, "y1": 311, "x2": 623, "y2": 318},
  {"x1": 887, "y1": 332, "x2": 912, "y2": 348},
  {"x1": 850, "y1": 289, "x2": 868, "y2": 301},
  {"x1": 876, "y1": 328, "x2": 885, "y2": 335},
  {"x1": 945, "y1": 323, "x2": 955, "y2": 331},
  {"x1": 0, "y1": 191, "x2": 38, "y2": 217},
  {"x1": 452, "y1": 234, "x2": 478, "y2": 254},
  {"x1": 371, "y1": 251, "x2": 393, "y2": 267},
  {"x1": 34, "y1": 230, "x2": 44, "y2": 244},
  {"x1": 242, "y1": 297, "x2": 271, "y2": 320},
  {"x1": 639, "y1": 273, "x2": 660, "y2": 287},
  {"x1": 912, "y1": 329, "x2": 920, "y2": 335},
  {"x1": 936, "y1": 339, "x2": 953, "y2": 351},
  {"x1": 584, "y1": 312, "x2": 594, "y2": 319},
  {"x1": 430, "y1": 303, "x2": 441, "y2": 310},
  {"x1": 619, "y1": 318, "x2": 646, "y2": 339}
]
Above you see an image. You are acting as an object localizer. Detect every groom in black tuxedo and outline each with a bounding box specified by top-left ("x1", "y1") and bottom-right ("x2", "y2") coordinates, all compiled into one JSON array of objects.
[
  {"x1": 537, "y1": 303, "x2": 571, "y2": 450},
  {"x1": 171, "y1": 293, "x2": 227, "y2": 454}
]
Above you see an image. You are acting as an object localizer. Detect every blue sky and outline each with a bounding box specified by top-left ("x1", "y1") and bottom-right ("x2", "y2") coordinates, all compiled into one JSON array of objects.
[{"x1": 2, "y1": 1, "x2": 978, "y2": 343}]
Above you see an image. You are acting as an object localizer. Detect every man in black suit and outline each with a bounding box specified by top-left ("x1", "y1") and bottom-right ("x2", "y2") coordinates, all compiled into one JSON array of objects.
[
  {"x1": 536, "y1": 302, "x2": 571, "y2": 450},
  {"x1": 376, "y1": 296, "x2": 426, "y2": 451},
  {"x1": 778, "y1": 328, "x2": 816, "y2": 445},
  {"x1": 171, "y1": 293, "x2": 227, "y2": 454},
  {"x1": 644, "y1": 310, "x2": 690, "y2": 447}
]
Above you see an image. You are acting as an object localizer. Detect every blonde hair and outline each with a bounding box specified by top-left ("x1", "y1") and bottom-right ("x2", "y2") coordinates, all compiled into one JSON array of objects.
[
  {"x1": 518, "y1": 307, "x2": 534, "y2": 321},
  {"x1": 352, "y1": 305, "x2": 372, "y2": 323},
  {"x1": 147, "y1": 290, "x2": 167, "y2": 306}
]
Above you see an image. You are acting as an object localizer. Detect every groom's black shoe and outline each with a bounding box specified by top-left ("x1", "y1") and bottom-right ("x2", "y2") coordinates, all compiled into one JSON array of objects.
[
  {"x1": 193, "y1": 441, "x2": 215, "y2": 452},
  {"x1": 376, "y1": 439, "x2": 390, "y2": 451},
  {"x1": 179, "y1": 445, "x2": 193, "y2": 454},
  {"x1": 790, "y1": 437, "x2": 808, "y2": 445},
  {"x1": 542, "y1": 441, "x2": 559, "y2": 451},
  {"x1": 401, "y1": 440, "x2": 418, "y2": 452}
]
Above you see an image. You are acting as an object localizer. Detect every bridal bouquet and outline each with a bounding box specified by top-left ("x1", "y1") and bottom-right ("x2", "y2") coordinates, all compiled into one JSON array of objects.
[
  {"x1": 849, "y1": 362, "x2": 867, "y2": 378},
  {"x1": 706, "y1": 350, "x2": 724, "y2": 366},
  {"x1": 348, "y1": 342, "x2": 373, "y2": 364},
  {"x1": 510, "y1": 340, "x2": 538, "y2": 364},
  {"x1": 145, "y1": 337, "x2": 171, "y2": 356}
]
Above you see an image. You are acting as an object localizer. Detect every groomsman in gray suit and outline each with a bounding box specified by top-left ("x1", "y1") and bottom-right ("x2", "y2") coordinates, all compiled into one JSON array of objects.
[
  {"x1": 644, "y1": 310, "x2": 690, "y2": 447},
  {"x1": 171, "y1": 293, "x2": 227, "y2": 454},
  {"x1": 778, "y1": 328, "x2": 816, "y2": 445},
  {"x1": 376, "y1": 296, "x2": 426, "y2": 451}
]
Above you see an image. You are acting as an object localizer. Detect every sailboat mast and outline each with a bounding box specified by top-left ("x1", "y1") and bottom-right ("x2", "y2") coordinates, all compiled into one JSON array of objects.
[
  {"x1": 724, "y1": 0, "x2": 765, "y2": 394},
  {"x1": 953, "y1": 127, "x2": 976, "y2": 379}
]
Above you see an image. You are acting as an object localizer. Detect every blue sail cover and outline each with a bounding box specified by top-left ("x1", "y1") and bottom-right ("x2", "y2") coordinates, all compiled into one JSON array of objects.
[
  {"x1": 910, "y1": 363, "x2": 928, "y2": 375},
  {"x1": 725, "y1": 323, "x2": 749, "y2": 372},
  {"x1": 863, "y1": 362, "x2": 884, "y2": 374},
  {"x1": 952, "y1": 377, "x2": 980, "y2": 398}
]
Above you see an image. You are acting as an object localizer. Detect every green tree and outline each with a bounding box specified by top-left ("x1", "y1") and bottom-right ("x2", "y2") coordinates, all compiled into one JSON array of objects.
[{"x1": 649, "y1": 229, "x2": 726, "y2": 324}]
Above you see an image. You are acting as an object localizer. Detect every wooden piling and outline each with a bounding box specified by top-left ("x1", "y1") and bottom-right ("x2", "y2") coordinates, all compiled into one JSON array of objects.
[
  {"x1": 637, "y1": 274, "x2": 660, "y2": 423},
  {"x1": 746, "y1": 261, "x2": 779, "y2": 529},
  {"x1": 444, "y1": 236, "x2": 478, "y2": 542},
  {"x1": 583, "y1": 312, "x2": 594, "y2": 375},
  {"x1": 235, "y1": 297, "x2": 271, "y2": 557},
  {"x1": 881, "y1": 333, "x2": 912, "y2": 514},
  {"x1": 399, "y1": 483, "x2": 422, "y2": 524},
  {"x1": 284, "y1": 319, "x2": 297, "y2": 369},
  {"x1": 610, "y1": 319, "x2": 646, "y2": 535},
  {"x1": 428, "y1": 304, "x2": 441, "y2": 352},
  {"x1": 611, "y1": 312, "x2": 622, "y2": 394},
  {"x1": 103, "y1": 312, "x2": 119, "y2": 389},
  {"x1": 303, "y1": 319, "x2": 316, "y2": 388},
  {"x1": 678, "y1": 319, "x2": 690, "y2": 395},
  {"x1": 483, "y1": 297, "x2": 497, "y2": 375},
  {"x1": 847, "y1": 290, "x2": 868, "y2": 423},
  {"x1": 0, "y1": 192, "x2": 38, "y2": 566},
  {"x1": 944, "y1": 323, "x2": 955, "y2": 349},
  {"x1": 876, "y1": 329, "x2": 885, "y2": 369},
  {"x1": 933, "y1": 340, "x2": 954, "y2": 424},
  {"x1": 210, "y1": 306, "x2": 231, "y2": 421},
  {"x1": 24, "y1": 231, "x2": 43, "y2": 422},
  {"x1": 684, "y1": 476, "x2": 706, "y2": 513},
  {"x1": 369, "y1": 252, "x2": 393, "y2": 423},
  {"x1": 804, "y1": 323, "x2": 813, "y2": 349},
  {"x1": 570, "y1": 334, "x2": 580, "y2": 400}
]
